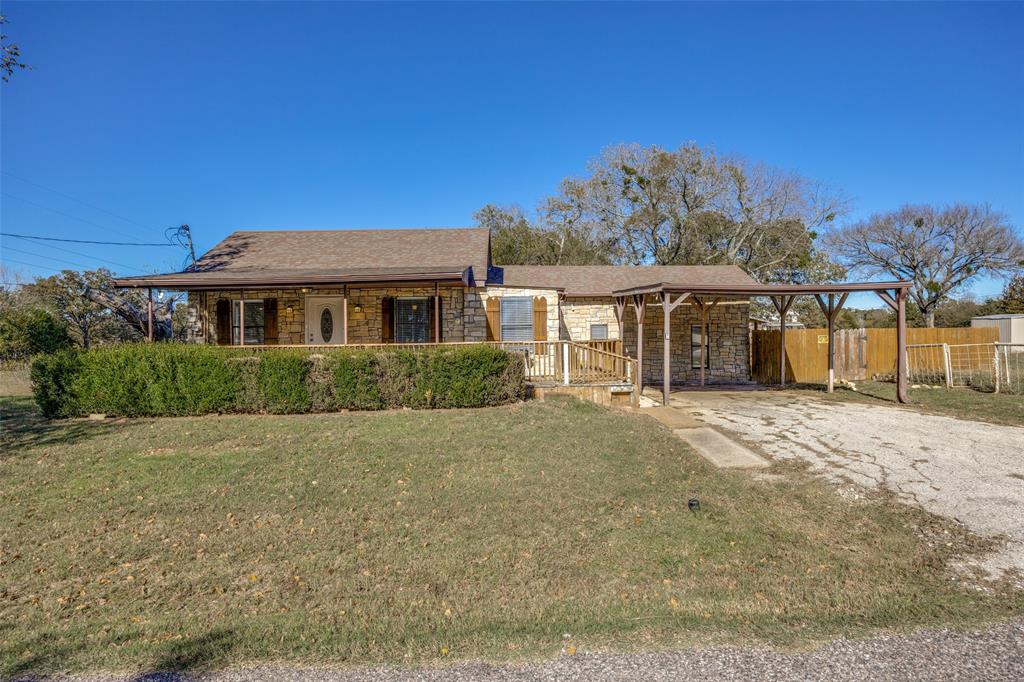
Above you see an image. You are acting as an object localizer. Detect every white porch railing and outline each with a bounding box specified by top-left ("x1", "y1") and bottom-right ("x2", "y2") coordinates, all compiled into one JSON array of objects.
[{"x1": 229, "y1": 340, "x2": 637, "y2": 386}]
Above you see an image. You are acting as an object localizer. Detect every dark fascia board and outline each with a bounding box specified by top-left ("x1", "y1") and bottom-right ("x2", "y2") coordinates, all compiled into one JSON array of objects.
[
  {"x1": 113, "y1": 268, "x2": 471, "y2": 290},
  {"x1": 611, "y1": 281, "x2": 913, "y2": 297}
]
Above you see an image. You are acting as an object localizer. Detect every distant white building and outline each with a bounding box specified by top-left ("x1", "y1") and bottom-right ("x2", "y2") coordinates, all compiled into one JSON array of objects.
[{"x1": 971, "y1": 313, "x2": 1024, "y2": 348}]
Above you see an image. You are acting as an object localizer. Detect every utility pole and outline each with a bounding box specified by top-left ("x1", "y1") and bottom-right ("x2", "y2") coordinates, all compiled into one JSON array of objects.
[{"x1": 180, "y1": 224, "x2": 197, "y2": 269}]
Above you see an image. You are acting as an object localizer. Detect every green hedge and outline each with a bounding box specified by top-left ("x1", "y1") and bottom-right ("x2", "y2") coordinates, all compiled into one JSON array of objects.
[{"x1": 31, "y1": 343, "x2": 526, "y2": 418}]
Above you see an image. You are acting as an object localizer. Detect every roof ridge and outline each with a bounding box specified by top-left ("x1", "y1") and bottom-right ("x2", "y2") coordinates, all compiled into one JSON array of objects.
[{"x1": 229, "y1": 226, "x2": 484, "y2": 235}]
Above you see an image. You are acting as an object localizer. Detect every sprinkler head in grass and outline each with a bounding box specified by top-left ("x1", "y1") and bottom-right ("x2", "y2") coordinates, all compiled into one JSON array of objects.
[{"x1": 688, "y1": 498, "x2": 700, "y2": 513}]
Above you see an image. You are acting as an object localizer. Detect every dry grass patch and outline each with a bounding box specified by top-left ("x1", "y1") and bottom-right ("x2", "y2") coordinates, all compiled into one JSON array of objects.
[
  {"x1": 788, "y1": 380, "x2": 1024, "y2": 427},
  {"x1": 1, "y1": 395, "x2": 1020, "y2": 676}
]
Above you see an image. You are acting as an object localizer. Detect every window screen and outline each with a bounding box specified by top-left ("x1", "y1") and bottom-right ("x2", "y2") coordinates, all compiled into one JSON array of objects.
[
  {"x1": 231, "y1": 301, "x2": 265, "y2": 345},
  {"x1": 590, "y1": 324, "x2": 609, "y2": 340},
  {"x1": 395, "y1": 298, "x2": 429, "y2": 343},
  {"x1": 500, "y1": 297, "x2": 534, "y2": 341},
  {"x1": 691, "y1": 324, "x2": 710, "y2": 369}
]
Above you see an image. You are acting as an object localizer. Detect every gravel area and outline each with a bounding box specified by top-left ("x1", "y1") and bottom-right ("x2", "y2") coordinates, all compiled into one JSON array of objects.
[
  {"x1": 671, "y1": 390, "x2": 1024, "y2": 579},
  {"x1": 42, "y1": 620, "x2": 1024, "y2": 681}
]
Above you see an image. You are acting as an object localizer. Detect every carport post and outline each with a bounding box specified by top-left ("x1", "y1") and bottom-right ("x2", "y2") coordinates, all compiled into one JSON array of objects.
[
  {"x1": 771, "y1": 295, "x2": 795, "y2": 386},
  {"x1": 896, "y1": 288, "x2": 908, "y2": 403},
  {"x1": 814, "y1": 292, "x2": 849, "y2": 393}
]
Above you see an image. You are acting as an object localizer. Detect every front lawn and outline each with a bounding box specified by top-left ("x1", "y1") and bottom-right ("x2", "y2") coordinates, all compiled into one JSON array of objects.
[
  {"x1": 789, "y1": 380, "x2": 1024, "y2": 427},
  {"x1": 1, "y1": 395, "x2": 1020, "y2": 677}
]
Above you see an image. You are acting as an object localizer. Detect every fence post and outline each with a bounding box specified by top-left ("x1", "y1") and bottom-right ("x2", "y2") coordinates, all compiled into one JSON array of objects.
[
  {"x1": 993, "y1": 343, "x2": 1000, "y2": 394},
  {"x1": 562, "y1": 342, "x2": 570, "y2": 386},
  {"x1": 942, "y1": 343, "x2": 952, "y2": 388}
]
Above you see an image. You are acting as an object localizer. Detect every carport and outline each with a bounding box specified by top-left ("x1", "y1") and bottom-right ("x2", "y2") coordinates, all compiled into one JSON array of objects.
[{"x1": 612, "y1": 280, "x2": 913, "y2": 405}]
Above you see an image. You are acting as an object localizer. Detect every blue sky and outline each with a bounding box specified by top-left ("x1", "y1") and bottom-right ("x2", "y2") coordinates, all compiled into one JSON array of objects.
[{"x1": 2, "y1": 1, "x2": 1022, "y2": 305}]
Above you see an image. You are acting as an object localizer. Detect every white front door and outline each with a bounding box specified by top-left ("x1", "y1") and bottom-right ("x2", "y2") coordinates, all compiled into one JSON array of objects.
[{"x1": 305, "y1": 297, "x2": 344, "y2": 345}]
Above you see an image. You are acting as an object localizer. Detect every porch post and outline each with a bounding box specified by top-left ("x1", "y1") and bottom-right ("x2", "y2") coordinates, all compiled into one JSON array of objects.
[
  {"x1": 342, "y1": 285, "x2": 349, "y2": 345},
  {"x1": 826, "y1": 294, "x2": 835, "y2": 392},
  {"x1": 433, "y1": 282, "x2": 441, "y2": 343},
  {"x1": 662, "y1": 292, "x2": 671, "y2": 405},
  {"x1": 632, "y1": 294, "x2": 646, "y2": 393},
  {"x1": 896, "y1": 287, "x2": 909, "y2": 404},
  {"x1": 147, "y1": 288, "x2": 154, "y2": 342},
  {"x1": 238, "y1": 290, "x2": 244, "y2": 347}
]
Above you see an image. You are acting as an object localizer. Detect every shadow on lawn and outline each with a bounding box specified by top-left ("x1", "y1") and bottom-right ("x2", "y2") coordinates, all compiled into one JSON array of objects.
[
  {"x1": 0, "y1": 397, "x2": 118, "y2": 454},
  {"x1": 3, "y1": 628, "x2": 238, "y2": 681},
  {"x1": 129, "y1": 628, "x2": 238, "y2": 681}
]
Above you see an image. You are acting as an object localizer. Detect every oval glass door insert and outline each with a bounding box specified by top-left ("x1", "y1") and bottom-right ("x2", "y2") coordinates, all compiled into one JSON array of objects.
[{"x1": 320, "y1": 307, "x2": 334, "y2": 343}]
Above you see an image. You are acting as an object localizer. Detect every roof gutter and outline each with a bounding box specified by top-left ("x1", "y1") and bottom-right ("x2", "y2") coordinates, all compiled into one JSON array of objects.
[{"x1": 113, "y1": 268, "x2": 471, "y2": 290}]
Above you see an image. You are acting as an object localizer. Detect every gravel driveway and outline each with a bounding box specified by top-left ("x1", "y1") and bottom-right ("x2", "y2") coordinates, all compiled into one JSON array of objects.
[{"x1": 671, "y1": 390, "x2": 1024, "y2": 578}]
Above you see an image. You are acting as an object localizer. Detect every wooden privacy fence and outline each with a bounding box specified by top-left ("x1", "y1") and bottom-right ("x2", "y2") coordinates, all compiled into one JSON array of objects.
[{"x1": 751, "y1": 327, "x2": 1000, "y2": 384}]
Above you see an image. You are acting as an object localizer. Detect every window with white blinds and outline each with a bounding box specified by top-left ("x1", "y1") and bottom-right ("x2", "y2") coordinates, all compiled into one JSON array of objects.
[
  {"x1": 395, "y1": 298, "x2": 429, "y2": 343},
  {"x1": 500, "y1": 297, "x2": 534, "y2": 341}
]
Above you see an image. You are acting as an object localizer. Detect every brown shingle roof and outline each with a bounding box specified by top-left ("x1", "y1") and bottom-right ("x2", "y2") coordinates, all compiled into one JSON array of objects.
[
  {"x1": 497, "y1": 265, "x2": 757, "y2": 296},
  {"x1": 114, "y1": 227, "x2": 490, "y2": 288}
]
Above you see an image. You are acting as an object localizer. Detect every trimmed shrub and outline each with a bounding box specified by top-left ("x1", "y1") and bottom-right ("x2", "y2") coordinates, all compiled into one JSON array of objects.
[
  {"x1": 256, "y1": 350, "x2": 312, "y2": 413},
  {"x1": 331, "y1": 350, "x2": 383, "y2": 410},
  {"x1": 31, "y1": 343, "x2": 526, "y2": 418},
  {"x1": 30, "y1": 349, "x2": 82, "y2": 418}
]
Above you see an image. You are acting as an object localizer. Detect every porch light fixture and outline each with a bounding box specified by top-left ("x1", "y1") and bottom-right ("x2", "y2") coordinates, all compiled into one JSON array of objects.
[
  {"x1": 301, "y1": 287, "x2": 309, "y2": 294},
  {"x1": 285, "y1": 306, "x2": 293, "y2": 314},
  {"x1": 354, "y1": 304, "x2": 362, "y2": 313}
]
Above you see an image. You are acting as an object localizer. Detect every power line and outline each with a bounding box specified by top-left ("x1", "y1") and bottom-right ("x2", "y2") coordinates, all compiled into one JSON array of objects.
[
  {"x1": 1, "y1": 170, "x2": 161, "y2": 233},
  {"x1": 1, "y1": 257, "x2": 80, "y2": 275},
  {"x1": 2, "y1": 245, "x2": 144, "y2": 273},
  {"x1": 0, "y1": 231, "x2": 175, "y2": 247},
  {"x1": 1, "y1": 192, "x2": 153, "y2": 241},
  {"x1": 3, "y1": 234, "x2": 145, "y2": 272}
]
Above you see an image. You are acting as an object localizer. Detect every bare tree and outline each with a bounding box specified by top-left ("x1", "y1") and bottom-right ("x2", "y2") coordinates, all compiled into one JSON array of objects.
[
  {"x1": 825, "y1": 204, "x2": 1024, "y2": 327},
  {"x1": 538, "y1": 143, "x2": 846, "y2": 282}
]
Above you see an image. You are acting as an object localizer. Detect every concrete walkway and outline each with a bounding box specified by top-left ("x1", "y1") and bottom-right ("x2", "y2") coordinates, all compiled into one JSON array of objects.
[{"x1": 641, "y1": 405, "x2": 768, "y2": 469}]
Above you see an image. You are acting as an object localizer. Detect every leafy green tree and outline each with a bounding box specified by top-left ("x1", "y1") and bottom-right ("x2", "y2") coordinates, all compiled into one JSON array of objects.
[
  {"x1": 475, "y1": 204, "x2": 611, "y2": 266},
  {"x1": 0, "y1": 306, "x2": 72, "y2": 361},
  {"x1": 25, "y1": 269, "x2": 141, "y2": 349}
]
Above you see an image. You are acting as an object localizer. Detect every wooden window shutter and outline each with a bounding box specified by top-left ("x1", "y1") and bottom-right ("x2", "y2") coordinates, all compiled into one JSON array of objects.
[
  {"x1": 381, "y1": 296, "x2": 394, "y2": 343},
  {"x1": 263, "y1": 298, "x2": 278, "y2": 345},
  {"x1": 533, "y1": 296, "x2": 548, "y2": 341},
  {"x1": 216, "y1": 299, "x2": 231, "y2": 345},
  {"x1": 485, "y1": 297, "x2": 501, "y2": 341}
]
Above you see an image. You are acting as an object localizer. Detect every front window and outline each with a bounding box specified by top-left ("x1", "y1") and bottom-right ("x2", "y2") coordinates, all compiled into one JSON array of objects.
[
  {"x1": 590, "y1": 323, "x2": 609, "y2": 340},
  {"x1": 232, "y1": 300, "x2": 265, "y2": 345},
  {"x1": 691, "y1": 324, "x2": 710, "y2": 369},
  {"x1": 500, "y1": 296, "x2": 534, "y2": 341},
  {"x1": 395, "y1": 297, "x2": 429, "y2": 343}
]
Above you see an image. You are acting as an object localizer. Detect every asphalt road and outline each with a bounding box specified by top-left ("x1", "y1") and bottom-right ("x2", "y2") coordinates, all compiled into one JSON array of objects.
[{"x1": 42, "y1": 619, "x2": 1024, "y2": 682}]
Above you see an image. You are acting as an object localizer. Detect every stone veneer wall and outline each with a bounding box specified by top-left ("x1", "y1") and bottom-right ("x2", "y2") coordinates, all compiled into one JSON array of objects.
[
  {"x1": 622, "y1": 300, "x2": 750, "y2": 384},
  {"x1": 476, "y1": 286, "x2": 560, "y2": 341},
  {"x1": 189, "y1": 287, "x2": 481, "y2": 345},
  {"x1": 186, "y1": 287, "x2": 750, "y2": 384},
  {"x1": 559, "y1": 297, "x2": 622, "y2": 341}
]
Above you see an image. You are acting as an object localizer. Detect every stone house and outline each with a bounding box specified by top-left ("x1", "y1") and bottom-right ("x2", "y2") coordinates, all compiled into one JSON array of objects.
[{"x1": 114, "y1": 227, "x2": 756, "y2": 386}]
